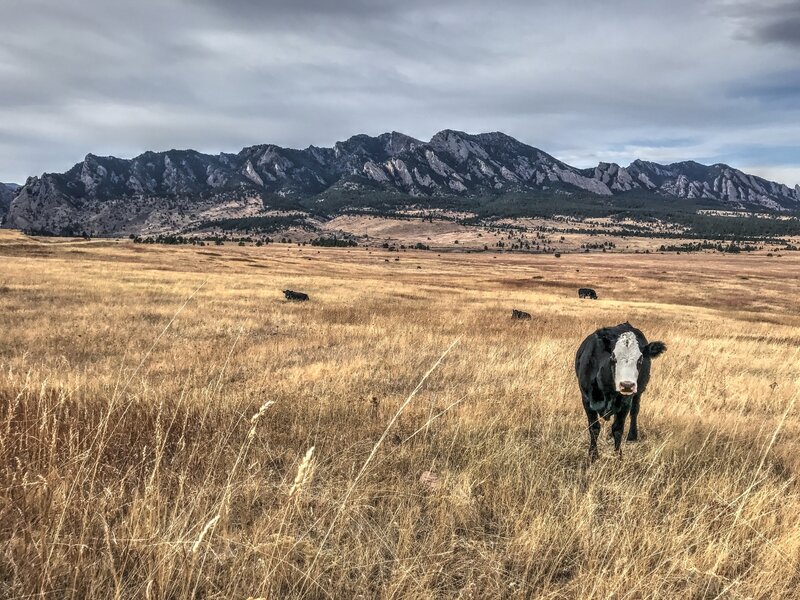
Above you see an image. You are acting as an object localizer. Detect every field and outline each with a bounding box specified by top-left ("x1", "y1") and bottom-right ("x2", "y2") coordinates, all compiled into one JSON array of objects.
[{"x1": 1, "y1": 229, "x2": 800, "y2": 598}]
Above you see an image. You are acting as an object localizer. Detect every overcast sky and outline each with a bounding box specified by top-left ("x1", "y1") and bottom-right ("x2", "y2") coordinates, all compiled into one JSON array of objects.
[{"x1": 1, "y1": 0, "x2": 799, "y2": 186}]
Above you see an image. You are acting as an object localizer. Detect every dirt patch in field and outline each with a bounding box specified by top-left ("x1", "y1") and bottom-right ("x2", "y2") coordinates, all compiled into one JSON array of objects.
[{"x1": 492, "y1": 277, "x2": 576, "y2": 291}]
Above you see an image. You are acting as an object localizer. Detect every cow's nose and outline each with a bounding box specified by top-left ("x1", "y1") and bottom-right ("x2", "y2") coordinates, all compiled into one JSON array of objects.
[{"x1": 619, "y1": 381, "x2": 636, "y2": 392}]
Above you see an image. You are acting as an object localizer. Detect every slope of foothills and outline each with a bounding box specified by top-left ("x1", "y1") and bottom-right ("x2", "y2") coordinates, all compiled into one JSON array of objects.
[
  {"x1": 3, "y1": 130, "x2": 800, "y2": 237},
  {"x1": 0, "y1": 182, "x2": 19, "y2": 218},
  {"x1": 1, "y1": 229, "x2": 800, "y2": 597}
]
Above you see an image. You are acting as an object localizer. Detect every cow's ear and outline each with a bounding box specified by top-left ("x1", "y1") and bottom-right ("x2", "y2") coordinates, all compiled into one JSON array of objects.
[
  {"x1": 596, "y1": 330, "x2": 614, "y2": 352},
  {"x1": 646, "y1": 341, "x2": 667, "y2": 358}
]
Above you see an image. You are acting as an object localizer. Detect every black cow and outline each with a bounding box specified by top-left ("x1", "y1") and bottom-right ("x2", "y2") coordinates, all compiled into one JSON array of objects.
[
  {"x1": 512, "y1": 309, "x2": 532, "y2": 320},
  {"x1": 578, "y1": 287, "x2": 597, "y2": 299},
  {"x1": 575, "y1": 322, "x2": 666, "y2": 460},
  {"x1": 283, "y1": 289, "x2": 309, "y2": 301}
]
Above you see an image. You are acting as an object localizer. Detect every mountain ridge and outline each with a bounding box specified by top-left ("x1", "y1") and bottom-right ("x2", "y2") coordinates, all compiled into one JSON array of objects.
[{"x1": 3, "y1": 130, "x2": 799, "y2": 235}]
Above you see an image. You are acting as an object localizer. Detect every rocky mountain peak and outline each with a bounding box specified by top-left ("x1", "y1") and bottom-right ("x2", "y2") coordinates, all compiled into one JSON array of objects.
[
  {"x1": 474, "y1": 131, "x2": 525, "y2": 148},
  {"x1": 378, "y1": 131, "x2": 423, "y2": 155},
  {"x1": 429, "y1": 129, "x2": 490, "y2": 162}
]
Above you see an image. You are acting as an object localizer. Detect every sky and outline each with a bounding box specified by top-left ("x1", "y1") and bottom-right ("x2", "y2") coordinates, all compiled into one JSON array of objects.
[{"x1": 1, "y1": 0, "x2": 799, "y2": 186}]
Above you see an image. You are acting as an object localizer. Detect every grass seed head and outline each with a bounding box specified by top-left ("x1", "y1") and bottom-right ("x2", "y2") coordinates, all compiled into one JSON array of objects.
[
  {"x1": 191, "y1": 514, "x2": 220, "y2": 556},
  {"x1": 288, "y1": 446, "x2": 315, "y2": 498}
]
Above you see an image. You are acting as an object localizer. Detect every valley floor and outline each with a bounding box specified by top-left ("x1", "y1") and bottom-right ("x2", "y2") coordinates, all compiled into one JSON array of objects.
[{"x1": 1, "y1": 230, "x2": 800, "y2": 598}]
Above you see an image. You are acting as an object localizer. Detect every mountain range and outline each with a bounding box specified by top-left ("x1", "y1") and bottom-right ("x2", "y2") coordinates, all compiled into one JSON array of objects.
[{"x1": 2, "y1": 130, "x2": 799, "y2": 235}]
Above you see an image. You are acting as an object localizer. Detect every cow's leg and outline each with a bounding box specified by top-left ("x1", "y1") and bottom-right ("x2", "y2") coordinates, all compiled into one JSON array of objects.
[
  {"x1": 611, "y1": 408, "x2": 630, "y2": 457},
  {"x1": 626, "y1": 395, "x2": 641, "y2": 441},
  {"x1": 585, "y1": 406, "x2": 601, "y2": 462}
]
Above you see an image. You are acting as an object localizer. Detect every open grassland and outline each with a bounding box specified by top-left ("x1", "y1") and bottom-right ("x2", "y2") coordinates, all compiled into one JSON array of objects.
[{"x1": 1, "y1": 230, "x2": 800, "y2": 598}]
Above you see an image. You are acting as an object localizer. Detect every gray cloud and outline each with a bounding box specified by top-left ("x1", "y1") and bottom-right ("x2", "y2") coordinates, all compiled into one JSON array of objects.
[
  {"x1": 1, "y1": 0, "x2": 799, "y2": 185},
  {"x1": 730, "y1": 1, "x2": 800, "y2": 47},
  {"x1": 758, "y1": 18, "x2": 800, "y2": 47}
]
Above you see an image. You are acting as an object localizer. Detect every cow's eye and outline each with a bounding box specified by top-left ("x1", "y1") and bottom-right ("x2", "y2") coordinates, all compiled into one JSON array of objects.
[
  {"x1": 637, "y1": 357, "x2": 643, "y2": 366},
  {"x1": 610, "y1": 354, "x2": 616, "y2": 364}
]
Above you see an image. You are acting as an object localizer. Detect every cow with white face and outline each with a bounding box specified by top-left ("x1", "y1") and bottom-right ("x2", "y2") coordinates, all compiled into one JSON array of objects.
[{"x1": 575, "y1": 322, "x2": 667, "y2": 461}]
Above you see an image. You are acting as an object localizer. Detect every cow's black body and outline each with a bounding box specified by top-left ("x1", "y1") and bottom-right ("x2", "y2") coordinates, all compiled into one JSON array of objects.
[
  {"x1": 578, "y1": 287, "x2": 597, "y2": 299},
  {"x1": 575, "y1": 322, "x2": 666, "y2": 460},
  {"x1": 511, "y1": 309, "x2": 532, "y2": 320},
  {"x1": 283, "y1": 290, "x2": 309, "y2": 301}
]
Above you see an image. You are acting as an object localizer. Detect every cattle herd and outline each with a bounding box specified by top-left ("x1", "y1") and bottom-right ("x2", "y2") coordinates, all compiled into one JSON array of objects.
[{"x1": 281, "y1": 285, "x2": 666, "y2": 462}]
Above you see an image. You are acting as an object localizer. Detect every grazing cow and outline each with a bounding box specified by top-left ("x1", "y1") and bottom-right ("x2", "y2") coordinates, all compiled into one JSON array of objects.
[
  {"x1": 511, "y1": 309, "x2": 532, "y2": 320},
  {"x1": 578, "y1": 287, "x2": 597, "y2": 299},
  {"x1": 575, "y1": 322, "x2": 666, "y2": 460},
  {"x1": 283, "y1": 289, "x2": 309, "y2": 301}
]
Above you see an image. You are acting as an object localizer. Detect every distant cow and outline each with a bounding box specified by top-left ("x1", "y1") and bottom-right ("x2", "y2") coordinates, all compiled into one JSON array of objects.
[
  {"x1": 511, "y1": 309, "x2": 532, "y2": 320},
  {"x1": 283, "y1": 290, "x2": 309, "y2": 301},
  {"x1": 578, "y1": 287, "x2": 597, "y2": 299},
  {"x1": 575, "y1": 322, "x2": 666, "y2": 461}
]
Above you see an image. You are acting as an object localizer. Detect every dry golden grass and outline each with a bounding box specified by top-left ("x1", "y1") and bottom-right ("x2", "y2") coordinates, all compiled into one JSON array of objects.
[{"x1": 1, "y1": 229, "x2": 800, "y2": 598}]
